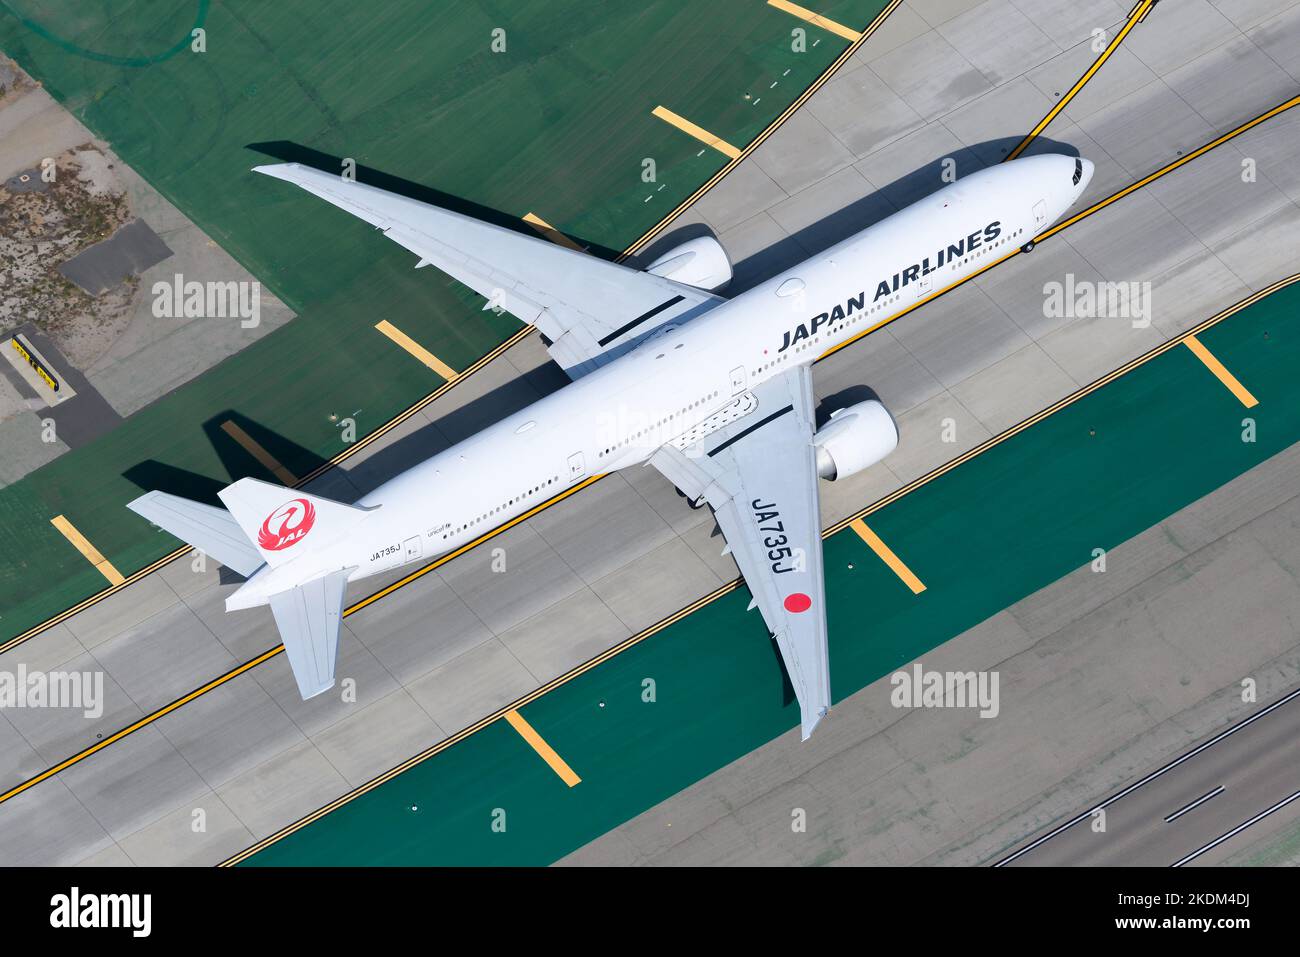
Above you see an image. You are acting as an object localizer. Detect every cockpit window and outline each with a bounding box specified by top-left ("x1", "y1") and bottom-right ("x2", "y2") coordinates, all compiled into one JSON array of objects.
[{"x1": 1072, "y1": 158, "x2": 1083, "y2": 186}]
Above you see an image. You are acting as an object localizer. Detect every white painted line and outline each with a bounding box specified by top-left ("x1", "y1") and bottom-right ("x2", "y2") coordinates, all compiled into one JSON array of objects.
[
  {"x1": 1171, "y1": 789, "x2": 1300, "y2": 866},
  {"x1": 1163, "y1": 785, "x2": 1224, "y2": 823},
  {"x1": 993, "y1": 685, "x2": 1300, "y2": 865}
]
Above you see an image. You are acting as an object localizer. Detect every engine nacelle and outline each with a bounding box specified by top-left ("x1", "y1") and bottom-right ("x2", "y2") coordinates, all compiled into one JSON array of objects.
[
  {"x1": 813, "y1": 400, "x2": 898, "y2": 481},
  {"x1": 645, "y1": 235, "x2": 732, "y2": 292}
]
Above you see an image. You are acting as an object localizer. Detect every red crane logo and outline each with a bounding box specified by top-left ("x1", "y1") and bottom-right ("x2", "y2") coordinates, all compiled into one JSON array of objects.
[{"x1": 258, "y1": 498, "x2": 316, "y2": 551}]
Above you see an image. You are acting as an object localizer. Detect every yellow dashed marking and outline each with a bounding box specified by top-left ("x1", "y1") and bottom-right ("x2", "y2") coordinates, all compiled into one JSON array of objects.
[
  {"x1": 220, "y1": 420, "x2": 298, "y2": 485},
  {"x1": 374, "y1": 320, "x2": 459, "y2": 383},
  {"x1": 504, "y1": 709, "x2": 581, "y2": 787},
  {"x1": 1183, "y1": 334, "x2": 1258, "y2": 408},
  {"x1": 50, "y1": 515, "x2": 125, "y2": 586},
  {"x1": 767, "y1": 0, "x2": 861, "y2": 41},
  {"x1": 652, "y1": 105, "x2": 743, "y2": 160},
  {"x1": 849, "y1": 518, "x2": 925, "y2": 594}
]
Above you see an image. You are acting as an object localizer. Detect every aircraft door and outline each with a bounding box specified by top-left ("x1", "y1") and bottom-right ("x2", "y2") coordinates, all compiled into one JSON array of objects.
[
  {"x1": 568, "y1": 452, "x2": 586, "y2": 481},
  {"x1": 729, "y1": 365, "x2": 747, "y2": 395},
  {"x1": 1033, "y1": 199, "x2": 1047, "y2": 227},
  {"x1": 404, "y1": 536, "x2": 422, "y2": 561}
]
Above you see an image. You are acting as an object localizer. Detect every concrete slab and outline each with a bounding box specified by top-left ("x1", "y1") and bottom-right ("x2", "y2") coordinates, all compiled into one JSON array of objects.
[
  {"x1": 869, "y1": 30, "x2": 995, "y2": 123},
  {"x1": 312, "y1": 688, "x2": 443, "y2": 785},
  {"x1": 1009, "y1": 0, "x2": 1129, "y2": 49},
  {"x1": 115, "y1": 793, "x2": 252, "y2": 866},
  {"x1": 0, "y1": 778, "x2": 114, "y2": 866},
  {"x1": 807, "y1": 61, "x2": 926, "y2": 158},
  {"x1": 948, "y1": 342, "x2": 1078, "y2": 434},
  {"x1": 1165, "y1": 33, "x2": 1298, "y2": 132},
  {"x1": 60, "y1": 725, "x2": 208, "y2": 841},
  {"x1": 1211, "y1": 0, "x2": 1298, "y2": 31},
  {"x1": 1076, "y1": 83, "x2": 1218, "y2": 177},
  {"x1": 215, "y1": 737, "x2": 350, "y2": 839},
  {"x1": 589, "y1": 537, "x2": 724, "y2": 634},
  {"x1": 352, "y1": 571, "x2": 494, "y2": 685},
  {"x1": 887, "y1": 283, "x2": 1032, "y2": 389},
  {"x1": 498, "y1": 586, "x2": 632, "y2": 682},
  {"x1": 405, "y1": 638, "x2": 539, "y2": 735},
  {"x1": 750, "y1": 110, "x2": 856, "y2": 195},
  {"x1": 1248, "y1": 4, "x2": 1300, "y2": 80},
  {"x1": 936, "y1": 0, "x2": 1062, "y2": 87}
]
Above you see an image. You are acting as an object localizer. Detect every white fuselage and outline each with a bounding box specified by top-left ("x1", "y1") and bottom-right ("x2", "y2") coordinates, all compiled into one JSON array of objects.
[{"x1": 230, "y1": 154, "x2": 1093, "y2": 607}]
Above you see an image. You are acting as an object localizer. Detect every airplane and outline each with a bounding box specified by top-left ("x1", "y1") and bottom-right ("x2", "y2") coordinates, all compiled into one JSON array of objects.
[{"x1": 128, "y1": 152, "x2": 1093, "y2": 739}]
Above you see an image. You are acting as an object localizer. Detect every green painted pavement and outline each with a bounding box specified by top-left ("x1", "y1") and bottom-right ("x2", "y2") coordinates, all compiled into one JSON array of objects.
[
  {"x1": 0, "y1": 0, "x2": 889, "y2": 638},
  {"x1": 244, "y1": 281, "x2": 1297, "y2": 865}
]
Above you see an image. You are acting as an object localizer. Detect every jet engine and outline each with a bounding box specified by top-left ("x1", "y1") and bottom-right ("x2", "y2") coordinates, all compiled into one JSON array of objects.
[
  {"x1": 813, "y1": 400, "x2": 898, "y2": 481},
  {"x1": 645, "y1": 235, "x2": 732, "y2": 292}
]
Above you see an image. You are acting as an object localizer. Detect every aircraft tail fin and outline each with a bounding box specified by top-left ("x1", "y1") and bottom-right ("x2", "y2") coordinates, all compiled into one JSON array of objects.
[
  {"x1": 217, "y1": 477, "x2": 371, "y2": 568},
  {"x1": 127, "y1": 491, "x2": 265, "y2": 577}
]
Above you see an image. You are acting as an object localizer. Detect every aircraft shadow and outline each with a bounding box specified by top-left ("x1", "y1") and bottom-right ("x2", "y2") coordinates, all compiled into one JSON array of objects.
[
  {"x1": 245, "y1": 140, "x2": 622, "y2": 261},
  {"x1": 634, "y1": 135, "x2": 1081, "y2": 295}
]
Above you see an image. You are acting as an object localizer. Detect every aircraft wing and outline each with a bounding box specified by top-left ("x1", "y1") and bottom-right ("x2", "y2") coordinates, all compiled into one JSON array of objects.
[
  {"x1": 267, "y1": 567, "x2": 354, "y2": 700},
  {"x1": 253, "y1": 163, "x2": 721, "y2": 378},
  {"x1": 648, "y1": 365, "x2": 830, "y2": 739}
]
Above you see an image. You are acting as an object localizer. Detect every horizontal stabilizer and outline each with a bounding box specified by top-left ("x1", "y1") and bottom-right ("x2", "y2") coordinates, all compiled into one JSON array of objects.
[
  {"x1": 217, "y1": 478, "x2": 372, "y2": 568},
  {"x1": 127, "y1": 491, "x2": 264, "y2": 577},
  {"x1": 268, "y1": 568, "x2": 352, "y2": 699}
]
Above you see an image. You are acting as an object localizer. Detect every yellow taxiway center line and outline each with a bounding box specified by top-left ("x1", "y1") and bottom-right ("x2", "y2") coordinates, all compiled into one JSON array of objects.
[
  {"x1": 220, "y1": 420, "x2": 298, "y2": 486},
  {"x1": 652, "y1": 106, "x2": 743, "y2": 160},
  {"x1": 50, "y1": 515, "x2": 125, "y2": 586},
  {"x1": 375, "y1": 320, "x2": 459, "y2": 383},
  {"x1": 522, "y1": 213, "x2": 585, "y2": 251},
  {"x1": 504, "y1": 709, "x2": 581, "y2": 786},
  {"x1": 1039, "y1": 93, "x2": 1300, "y2": 243},
  {"x1": 1006, "y1": 0, "x2": 1152, "y2": 161},
  {"x1": 767, "y1": 0, "x2": 862, "y2": 41},
  {"x1": 849, "y1": 518, "x2": 925, "y2": 594},
  {"x1": 1183, "y1": 334, "x2": 1258, "y2": 408},
  {"x1": 0, "y1": 646, "x2": 282, "y2": 807}
]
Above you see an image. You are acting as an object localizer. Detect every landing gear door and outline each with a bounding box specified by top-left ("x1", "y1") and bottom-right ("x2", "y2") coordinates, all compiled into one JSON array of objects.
[
  {"x1": 568, "y1": 452, "x2": 586, "y2": 481},
  {"x1": 729, "y1": 365, "x2": 747, "y2": 395}
]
